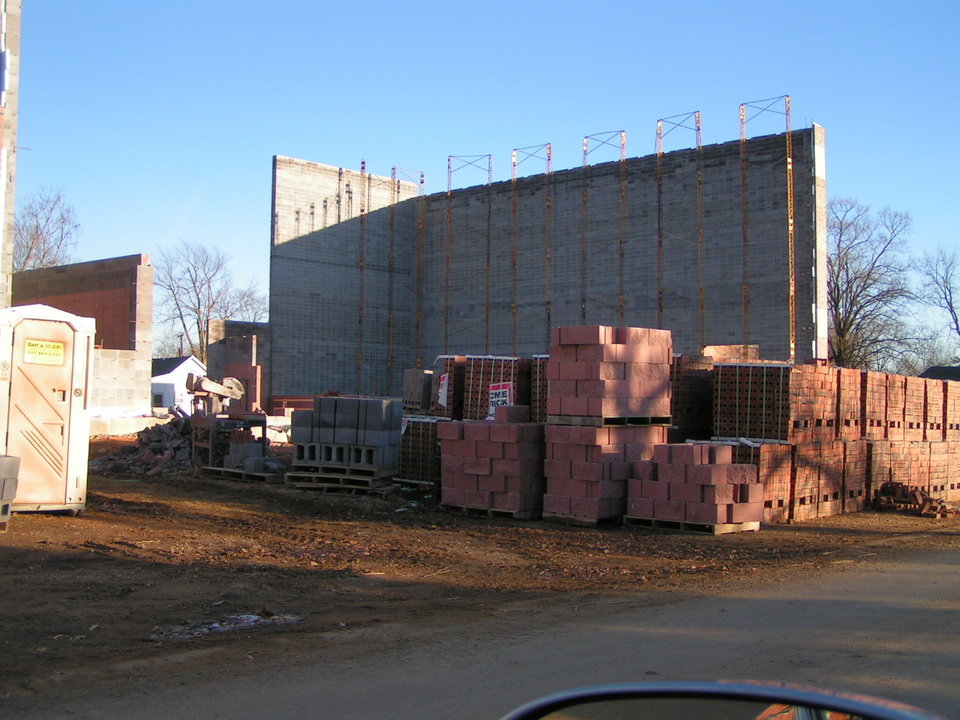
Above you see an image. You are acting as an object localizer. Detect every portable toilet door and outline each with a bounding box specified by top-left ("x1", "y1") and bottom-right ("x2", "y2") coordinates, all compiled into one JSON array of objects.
[{"x1": 0, "y1": 305, "x2": 95, "y2": 514}]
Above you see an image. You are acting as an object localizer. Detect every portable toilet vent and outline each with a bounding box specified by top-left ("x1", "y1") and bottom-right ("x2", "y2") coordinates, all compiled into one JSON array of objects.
[{"x1": 0, "y1": 304, "x2": 95, "y2": 515}]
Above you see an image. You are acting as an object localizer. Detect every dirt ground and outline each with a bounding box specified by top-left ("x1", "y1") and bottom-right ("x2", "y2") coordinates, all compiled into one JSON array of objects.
[{"x1": 3, "y1": 436, "x2": 960, "y2": 703}]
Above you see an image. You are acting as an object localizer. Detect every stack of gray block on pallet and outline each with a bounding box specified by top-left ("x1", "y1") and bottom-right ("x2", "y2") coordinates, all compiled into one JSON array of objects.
[
  {"x1": 288, "y1": 397, "x2": 403, "y2": 489},
  {"x1": 0, "y1": 456, "x2": 20, "y2": 531}
]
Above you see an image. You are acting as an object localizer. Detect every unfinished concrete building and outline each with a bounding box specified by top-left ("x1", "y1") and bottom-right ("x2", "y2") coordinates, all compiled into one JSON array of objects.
[
  {"x1": 270, "y1": 126, "x2": 827, "y2": 399},
  {"x1": 0, "y1": 1, "x2": 21, "y2": 308}
]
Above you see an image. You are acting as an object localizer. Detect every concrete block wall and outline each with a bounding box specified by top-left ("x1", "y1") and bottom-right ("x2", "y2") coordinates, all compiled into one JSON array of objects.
[
  {"x1": 0, "y1": 2, "x2": 21, "y2": 310},
  {"x1": 270, "y1": 128, "x2": 827, "y2": 399},
  {"x1": 270, "y1": 156, "x2": 420, "y2": 397},
  {"x1": 12, "y1": 254, "x2": 153, "y2": 417}
]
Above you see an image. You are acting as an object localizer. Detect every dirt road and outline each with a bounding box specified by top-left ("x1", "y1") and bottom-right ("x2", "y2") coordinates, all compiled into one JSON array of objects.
[{"x1": 3, "y1": 442, "x2": 960, "y2": 717}]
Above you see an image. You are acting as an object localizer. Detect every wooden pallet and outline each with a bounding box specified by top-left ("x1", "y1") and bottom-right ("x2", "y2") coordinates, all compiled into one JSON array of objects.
[
  {"x1": 285, "y1": 471, "x2": 392, "y2": 491},
  {"x1": 541, "y1": 512, "x2": 622, "y2": 528},
  {"x1": 288, "y1": 464, "x2": 394, "y2": 479},
  {"x1": 623, "y1": 516, "x2": 760, "y2": 535},
  {"x1": 201, "y1": 467, "x2": 284, "y2": 484},
  {"x1": 442, "y1": 504, "x2": 541, "y2": 521},
  {"x1": 547, "y1": 415, "x2": 671, "y2": 428}
]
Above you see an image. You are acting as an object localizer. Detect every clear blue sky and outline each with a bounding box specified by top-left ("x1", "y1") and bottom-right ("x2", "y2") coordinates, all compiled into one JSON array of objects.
[{"x1": 15, "y1": 0, "x2": 960, "y2": 296}]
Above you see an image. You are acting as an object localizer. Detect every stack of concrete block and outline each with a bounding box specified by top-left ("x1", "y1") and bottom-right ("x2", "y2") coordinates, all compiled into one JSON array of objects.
[
  {"x1": 542, "y1": 424, "x2": 665, "y2": 522},
  {"x1": 223, "y1": 430, "x2": 266, "y2": 473},
  {"x1": 438, "y1": 406, "x2": 545, "y2": 518},
  {"x1": 626, "y1": 444, "x2": 762, "y2": 531},
  {"x1": 546, "y1": 325, "x2": 672, "y2": 421},
  {"x1": 542, "y1": 325, "x2": 671, "y2": 524},
  {"x1": 0, "y1": 456, "x2": 19, "y2": 532},
  {"x1": 290, "y1": 397, "x2": 402, "y2": 477},
  {"x1": 403, "y1": 369, "x2": 434, "y2": 413}
]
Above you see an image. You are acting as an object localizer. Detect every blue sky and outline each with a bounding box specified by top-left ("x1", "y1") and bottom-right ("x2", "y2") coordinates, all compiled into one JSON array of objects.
[{"x1": 15, "y1": 1, "x2": 959, "y2": 296}]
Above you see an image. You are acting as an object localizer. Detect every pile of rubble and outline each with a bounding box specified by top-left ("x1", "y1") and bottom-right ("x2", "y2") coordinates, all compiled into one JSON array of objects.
[{"x1": 88, "y1": 419, "x2": 193, "y2": 476}]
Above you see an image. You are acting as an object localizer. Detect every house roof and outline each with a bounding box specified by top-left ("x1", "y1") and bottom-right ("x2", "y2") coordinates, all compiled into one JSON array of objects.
[
  {"x1": 919, "y1": 366, "x2": 960, "y2": 381},
  {"x1": 152, "y1": 356, "x2": 203, "y2": 378}
]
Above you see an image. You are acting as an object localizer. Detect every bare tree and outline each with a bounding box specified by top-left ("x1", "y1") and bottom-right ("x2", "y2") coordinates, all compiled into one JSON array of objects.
[
  {"x1": 916, "y1": 247, "x2": 960, "y2": 351},
  {"x1": 14, "y1": 188, "x2": 79, "y2": 271},
  {"x1": 827, "y1": 198, "x2": 914, "y2": 370},
  {"x1": 154, "y1": 241, "x2": 267, "y2": 364}
]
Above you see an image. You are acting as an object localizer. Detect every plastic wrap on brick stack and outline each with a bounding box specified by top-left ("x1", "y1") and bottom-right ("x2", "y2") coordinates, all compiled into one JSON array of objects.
[
  {"x1": 626, "y1": 443, "x2": 762, "y2": 533},
  {"x1": 287, "y1": 397, "x2": 402, "y2": 490},
  {"x1": 734, "y1": 443, "x2": 792, "y2": 524},
  {"x1": 460, "y1": 356, "x2": 532, "y2": 421},
  {"x1": 430, "y1": 356, "x2": 466, "y2": 419},
  {"x1": 542, "y1": 325, "x2": 671, "y2": 524},
  {"x1": 669, "y1": 354, "x2": 714, "y2": 443},
  {"x1": 860, "y1": 370, "x2": 887, "y2": 440},
  {"x1": 438, "y1": 405, "x2": 545, "y2": 519},
  {"x1": 398, "y1": 416, "x2": 442, "y2": 489},
  {"x1": 924, "y1": 378, "x2": 945, "y2": 441}
]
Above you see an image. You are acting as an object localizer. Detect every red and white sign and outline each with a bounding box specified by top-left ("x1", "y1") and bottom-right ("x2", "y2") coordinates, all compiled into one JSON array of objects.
[{"x1": 487, "y1": 382, "x2": 513, "y2": 419}]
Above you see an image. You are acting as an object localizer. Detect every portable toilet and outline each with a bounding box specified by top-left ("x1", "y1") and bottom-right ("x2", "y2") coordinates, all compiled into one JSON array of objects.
[{"x1": 0, "y1": 304, "x2": 95, "y2": 515}]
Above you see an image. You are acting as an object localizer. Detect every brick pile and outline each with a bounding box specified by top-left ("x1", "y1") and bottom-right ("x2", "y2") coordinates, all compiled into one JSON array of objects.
[
  {"x1": 530, "y1": 355, "x2": 549, "y2": 423},
  {"x1": 924, "y1": 378, "x2": 944, "y2": 441},
  {"x1": 861, "y1": 371, "x2": 887, "y2": 440},
  {"x1": 734, "y1": 443, "x2": 792, "y2": 524},
  {"x1": 904, "y1": 376, "x2": 925, "y2": 441},
  {"x1": 669, "y1": 354, "x2": 714, "y2": 442},
  {"x1": 438, "y1": 406, "x2": 545, "y2": 518},
  {"x1": 398, "y1": 416, "x2": 442, "y2": 488},
  {"x1": 947, "y1": 382, "x2": 960, "y2": 439},
  {"x1": 626, "y1": 444, "x2": 763, "y2": 528},
  {"x1": 542, "y1": 325, "x2": 671, "y2": 523}
]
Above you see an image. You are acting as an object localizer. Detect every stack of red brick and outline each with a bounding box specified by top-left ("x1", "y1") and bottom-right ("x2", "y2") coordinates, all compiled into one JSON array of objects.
[
  {"x1": 541, "y1": 325, "x2": 671, "y2": 523},
  {"x1": 438, "y1": 406, "x2": 545, "y2": 518},
  {"x1": 626, "y1": 444, "x2": 763, "y2": 527}
]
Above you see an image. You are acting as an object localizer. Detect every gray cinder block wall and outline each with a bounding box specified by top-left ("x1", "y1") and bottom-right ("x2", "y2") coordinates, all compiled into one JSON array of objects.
[{"x1": 270, "y1": 127, "x2": 827, "y2": 398}]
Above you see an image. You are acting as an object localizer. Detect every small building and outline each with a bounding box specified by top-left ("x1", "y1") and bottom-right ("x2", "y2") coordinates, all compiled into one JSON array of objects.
[
  {"x1": 919, "y1": 366, "x2": 960, "y2": 382},
  {"x1": 152, "y1": 356, "x2": 206, "y2": 414}
]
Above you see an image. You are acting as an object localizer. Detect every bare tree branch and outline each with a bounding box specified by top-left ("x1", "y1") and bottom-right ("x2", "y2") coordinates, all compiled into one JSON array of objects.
[
  {"x1": 14, "y1": 188, "x2": 79, "y2": 271},
  {"x1": 153, "y1": 241, "x2": 268, "y2": 363},
  {"x1": 827, "y1": 198, "x2": 914, "y2": 370}
]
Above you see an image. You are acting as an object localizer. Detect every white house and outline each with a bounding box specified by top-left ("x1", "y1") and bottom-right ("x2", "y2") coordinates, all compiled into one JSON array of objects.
[{"x1": 151, "y1": 356, "x2": 207, "y2": 415}]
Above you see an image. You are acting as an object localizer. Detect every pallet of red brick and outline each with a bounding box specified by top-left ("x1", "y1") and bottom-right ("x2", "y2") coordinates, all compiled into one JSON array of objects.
[
  {"x1": 545, "y1": 325, "x2": 672, "y2": 421},
  {"x1": 861, "y1": 370, "x2": 888, "y2": 439},
  {"x1": 542, "y1": 424, "x2": 667, "y2": 523},
  {"x1": 530, "y1": 355, "x2": 549, "y2": 423},
  {"x1": 903, "y1": 376, "x2": 926, "y2": 441},
  {"x1": 946, "y1": 381, "x2": 960, "y2": 439},
  {"x1": 836, "y1": 367, "x2": 862, "y2": 440},
  {"x1": 885, "y1": 374, "x2": 906, "y2": 441},
  {"x1": 460, "y1": 356, "x2": 532, "y2": 421},
  {"x1": 438, "y1": 408, "x2": 545, "y2": 518},
  {"x1": 625, "y1": 443, "x2": 763, "y2": 532},
  {"x1": 924, "y1": 378, "x2": 945, "y2": 441}
]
